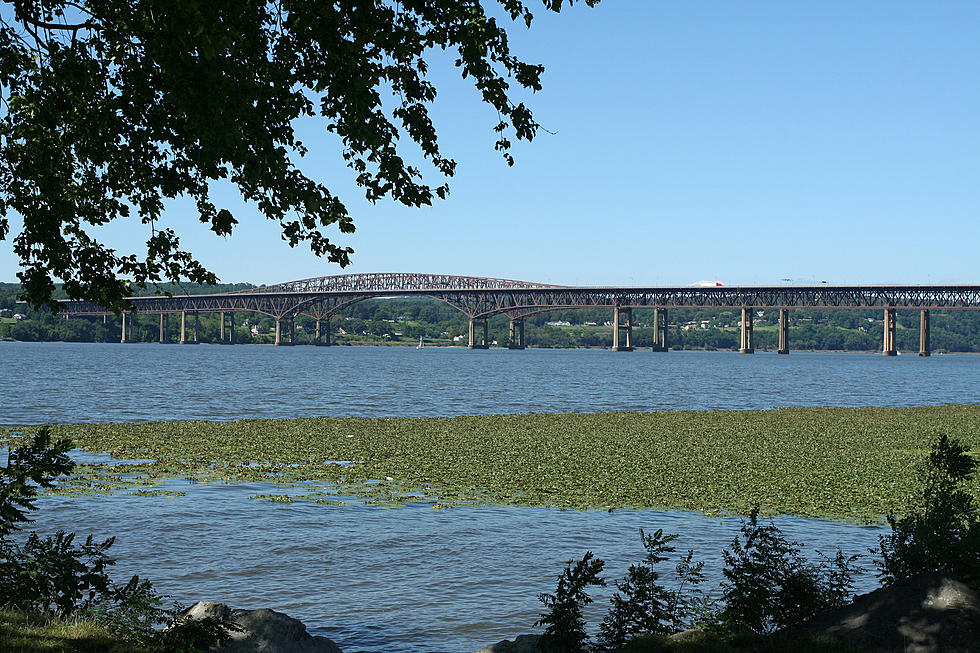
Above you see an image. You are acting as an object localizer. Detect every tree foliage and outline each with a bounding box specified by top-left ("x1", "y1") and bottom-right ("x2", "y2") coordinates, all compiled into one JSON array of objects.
[
  {"x1": 0, "y1": 425, "x2": 73, "y2": 537},
  {"x1": 536, "y1": 551, "x2": 606, "y2": 652},
  {"x1": 719, "y1": 509, "x2": 859, "y2": 635},
  {"x1": 0, "y1": 427, "x2": 233, "y2": 651},
  {"x1": 0, "y1": 0, "x2": 597, "y2": 312},
  {"x1": 595, "y1": 529, "x2": 710, "y2": 651},
  {"x1": 876, "y1": 434, "x2": 980, "y2": 588}
]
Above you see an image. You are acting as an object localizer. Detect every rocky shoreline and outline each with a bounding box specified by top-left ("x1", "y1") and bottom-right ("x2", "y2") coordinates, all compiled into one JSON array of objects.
[{"x1": 187, "y1": 573, "x2": 980, "y2": 653}]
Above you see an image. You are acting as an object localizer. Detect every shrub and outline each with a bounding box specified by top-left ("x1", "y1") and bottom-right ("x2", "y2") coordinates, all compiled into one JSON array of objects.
[
  {"x1": 0, "y1": 426, "x2": 233, "y2": 652},
  {"x1": 595, "y1": 529, "x2": 711, "y2": 651},
  {"x1": 0, "y1": 426, "x2": 74, "y2": 536},
  {"x1": 0, "y1": 530, "x2": 117, "y2": 618},
  {"x1": 536, "y1": 551, "x2": 606, "y2": 652},
  {"x1": 875, "y1": 434, "x2": 980, "y2": 588},
  {"x1": 719, "y1": 509, "x2": 859, "y2": 634}
]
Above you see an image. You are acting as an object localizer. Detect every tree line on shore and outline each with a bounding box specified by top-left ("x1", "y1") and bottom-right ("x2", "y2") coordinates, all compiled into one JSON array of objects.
[{"x1": 3, "y1": 283, "x2": 980, "y2": 352}]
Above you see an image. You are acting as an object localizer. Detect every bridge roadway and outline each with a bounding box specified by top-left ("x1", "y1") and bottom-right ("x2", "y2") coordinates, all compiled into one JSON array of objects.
[{"x1": 59, "y1": 273, "x2": 980, "y2": 355}]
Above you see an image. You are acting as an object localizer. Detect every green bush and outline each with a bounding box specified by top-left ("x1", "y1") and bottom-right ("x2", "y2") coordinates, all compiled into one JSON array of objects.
[
  {"x1": 719, "y1": 509, "x2": 859, "y2": 634},
  {"x1": 536, "y1": 551, "x2": 606, "y2": 652},
  {"x1": 595, "y1": 530, "x2": 711, "y2": 651},
  {"x1": 876, "y1": 434, "x2": 980, "y2": 587},
  {"x1": 0, "y1": 426, "x2": 73, "y2": 537},
  {"x1": 0, "y1": 427, "x2": 231, "y2": 652}
]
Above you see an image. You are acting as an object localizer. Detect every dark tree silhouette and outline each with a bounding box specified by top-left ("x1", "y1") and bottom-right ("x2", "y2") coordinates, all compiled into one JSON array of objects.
[{"x1": 0, "y1": 0, "x2": 597, "y2": 311}]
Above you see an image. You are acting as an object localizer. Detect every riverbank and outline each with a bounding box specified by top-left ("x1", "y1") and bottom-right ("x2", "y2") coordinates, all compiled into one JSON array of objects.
[{"x1": 4, "y1": 405, "x2": 978, "y2": 522}]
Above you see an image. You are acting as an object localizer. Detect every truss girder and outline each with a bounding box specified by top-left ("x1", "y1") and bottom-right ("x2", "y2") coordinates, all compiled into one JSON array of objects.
[
  {"x1": 59, "y1": 284, "x2": 980, "y2": 318},
  {"x1": 242, "y1": 272, "x2": 567, "y2": 294}
]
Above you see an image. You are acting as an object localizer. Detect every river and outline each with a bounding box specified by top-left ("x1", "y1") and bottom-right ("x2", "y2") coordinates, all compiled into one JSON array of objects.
[{"x1": 2, "y1": 342, "x2": 977, "y2": 652}]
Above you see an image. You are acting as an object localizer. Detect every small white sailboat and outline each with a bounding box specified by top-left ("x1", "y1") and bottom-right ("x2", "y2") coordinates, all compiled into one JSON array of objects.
[{"x1": 417, "y1": 335, "x2": 424, "y2": 349}]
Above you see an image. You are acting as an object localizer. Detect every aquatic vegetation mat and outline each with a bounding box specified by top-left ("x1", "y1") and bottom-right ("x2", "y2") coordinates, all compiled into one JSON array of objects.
[{"x1": 2, "y1": 406, "x2": 978, "y2": 522}]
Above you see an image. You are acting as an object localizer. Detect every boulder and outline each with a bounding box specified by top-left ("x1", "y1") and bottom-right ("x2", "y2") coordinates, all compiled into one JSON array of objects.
[
  {"x1": 473, "y1": 633, "x2": 545, "y2": 653},
  {"x1": 795, "y1": 573, "x2": 980, "y2": 653},
  {"x1": 183, "y1": 601, "x2": 342, "y2": 653}
]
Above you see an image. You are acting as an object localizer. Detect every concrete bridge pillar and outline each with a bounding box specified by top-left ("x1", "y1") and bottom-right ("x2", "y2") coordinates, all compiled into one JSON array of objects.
[
  {"x1": 882, "y1": 308, "x2": 897, "y2": 356},
  {"x1": 289, "y1": 319, "x2": 296, "y2": 345},
  {"x1": 652, "y1": 308, "x2": 668, "y2": 351},
  {"x1": 919, "y1": 309, "x2": 930, "y2": 357},
  {"x1": 219, "y1": 312, "x2": 225, "y2": 342},
  {"x1": 159, "y1": 313, "x2": 165, "y2": 344},
  {"x1": 229, "y1": 313, "x2": 235, "y2": 345},
  {"x1": 778, "y1": 308, "x2": 789, "y2": 354},
  {"x1": 180, "y1": 311, "x2": 186, "y2": 344},
  {"x1": 508, "y1": 318, "x2": 526, "y2": 349},
  {"x1": 120, "y1": 312, "x2": 127, "y2": 343},
  {"x1": 468, "y1": 317, "x2": 489, "y2": 349},
  {"x1": 612, "y1": 306, "x2": 633, "y2": 351},
  {"x1": 192, "y1": 312, "x2": 199, "y2": 344},
  {"x1": 315, "y1": 319, "x2": 331, "y2": 346},
  {"x1": 740, "y1": 307, "x2": 754, "y2": 353},
  {"x1": 274, "y1": 318, "x2": 294, "y2": 346}
]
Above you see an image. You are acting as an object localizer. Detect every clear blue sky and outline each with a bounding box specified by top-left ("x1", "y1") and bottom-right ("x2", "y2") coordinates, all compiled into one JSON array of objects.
[{"x1": 2, "y1": 1, "x2": 978, "y2": 287}]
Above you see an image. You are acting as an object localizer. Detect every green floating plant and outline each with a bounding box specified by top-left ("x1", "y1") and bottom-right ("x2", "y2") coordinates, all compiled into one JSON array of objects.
[{"x1": 4, "y1": 405, "x2": 977, "y2": 522}]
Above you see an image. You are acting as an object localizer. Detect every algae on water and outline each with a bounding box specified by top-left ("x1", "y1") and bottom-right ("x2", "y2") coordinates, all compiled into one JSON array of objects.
[{"x1": 5, "y1": 405, "x2": 978, "y2": 523}]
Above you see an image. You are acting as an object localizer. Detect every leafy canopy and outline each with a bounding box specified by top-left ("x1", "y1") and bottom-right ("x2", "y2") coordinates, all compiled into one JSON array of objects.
[
  {"x1": 876, "y1": 434, "x2": 980, "y2": 588},
  {"x1": 720, "y1": 509, "x2": 859, "y2": 634},
  {"x1": 536, "y1": 550, "x2": 606, "y2": 652},
  {"x1": 0, "y1": 0, "x2": 597, "y2": 311},
  {"x1": 0, "y1": 425, "x2": 73, "y2": 537}
]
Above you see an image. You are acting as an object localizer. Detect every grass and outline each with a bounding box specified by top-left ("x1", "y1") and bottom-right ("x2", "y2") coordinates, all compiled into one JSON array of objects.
[
  {"x1": 2, "y1": 405, "x2": 978, "y2": 522},
  {"x1": 0, "y1": 610, "x2": 143, "y2": 653}
]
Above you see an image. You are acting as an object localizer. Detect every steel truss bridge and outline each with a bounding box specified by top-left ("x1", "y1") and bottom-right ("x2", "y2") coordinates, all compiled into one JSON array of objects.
[{"x1": 60, "y1": 273, "x2": 980, "y2": 355}]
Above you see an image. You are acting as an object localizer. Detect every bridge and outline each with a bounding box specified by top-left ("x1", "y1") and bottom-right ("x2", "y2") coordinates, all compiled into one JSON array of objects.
[{"x1": 60, "y1": 273, "x2": 980, "y2": 355}]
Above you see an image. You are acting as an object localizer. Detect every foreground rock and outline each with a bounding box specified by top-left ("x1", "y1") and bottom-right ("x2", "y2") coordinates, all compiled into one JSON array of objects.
[
  {"x1": 184, "y1": 601, "x2": 342, "y2": 653},
  {"x1": 473, "y1": 633, "x2": 544, "y2": 653},
  {"x1": 796, "y1": 573, "x2": 980, "y2": 653}
]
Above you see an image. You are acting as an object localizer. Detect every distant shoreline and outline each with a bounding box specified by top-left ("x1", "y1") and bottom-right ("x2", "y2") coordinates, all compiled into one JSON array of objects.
[{"x1": 0, "y1": 338, "x2": 969, "y2": 355}]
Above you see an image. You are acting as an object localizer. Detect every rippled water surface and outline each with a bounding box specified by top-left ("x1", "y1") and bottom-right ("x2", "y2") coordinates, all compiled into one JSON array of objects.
[
  {"x1": 2, "y1": 342, "x2": 978, "y2": 423},
  {"x1": 35, "y1": 482, "x2": 885, "y2": 653},
  {"x1": 2, "y1": 342, "x2": 976, "y2": 652}
]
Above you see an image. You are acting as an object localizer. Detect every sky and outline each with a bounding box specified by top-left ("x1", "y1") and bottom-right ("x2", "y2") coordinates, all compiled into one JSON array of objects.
[{"x1": 2, "y1": 1, "x2": 979, "y2": 287}]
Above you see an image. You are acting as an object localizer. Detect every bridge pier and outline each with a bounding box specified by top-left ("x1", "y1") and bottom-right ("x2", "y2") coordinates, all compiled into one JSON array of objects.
[
  {"x1": 508, "y1": 319, "x2": 526, "y2": 349},
  {"x1": 315, "y1": 319, "x2": 331, "y2": 346},
  {"x1": 120, "y1": 312, "x2": 127, "y2": 343},
  {"x1": 229, "y1": 313, "x2": 235, "y2": 345},
  {"x1": 275, "y1": 318, "x2": 296, "y2": 346},
  {"x1": 468, "y1": 317, "x2": 489, "y2": 349},
  {"x1": 740, "y1": 307, "x2": 754, "y2": 353},
  {"x1": 159, "y1": 314, "x2": 165, "y2": 344},
  {"x1": 651, "y1": 308, "x2": 668, "y2": 351},
  {"x1": 179, "y1": 311, "x2": 186, "y2": 344},
  {"x1": 778, "y1": 308, "x2": 789, "y2": 354},
  {"x1": 919, "y1": 309, "x2": 930, "y2": 356},
  {"x1": 219, "y1": 312, "x2": 225, "y2": 342},
  {"x1": 191, "y1": 312, "x2": 200, "y2": 344},
  {"x1": 883, "y1": 308, "x2": 897, "y2": 356},
  {"x1": 612, "y1": 306, "x2": 633, "y2": 351}
]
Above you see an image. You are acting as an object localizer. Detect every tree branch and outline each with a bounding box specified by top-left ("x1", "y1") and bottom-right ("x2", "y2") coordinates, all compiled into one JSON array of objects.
[{"x1": 18, "y1": 14, "x2": 94, "y2": 31}]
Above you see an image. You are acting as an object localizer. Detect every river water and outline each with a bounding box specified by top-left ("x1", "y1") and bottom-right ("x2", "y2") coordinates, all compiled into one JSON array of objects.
[
  {"x1": 2, "y1": 342, "x2": 978, "y2": 652},
  {"x1": 2, "y1": 342, "x2": 977, "y2": 423}
]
